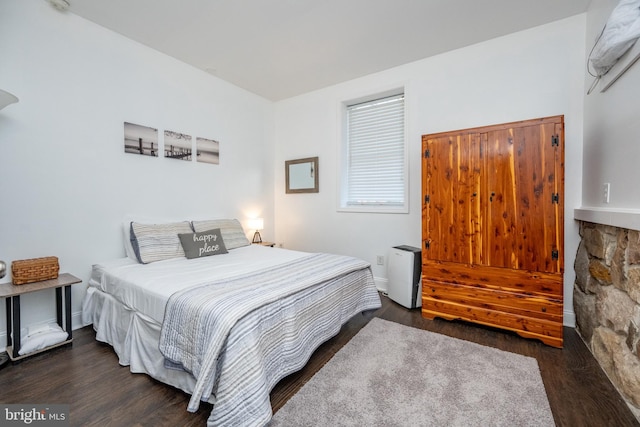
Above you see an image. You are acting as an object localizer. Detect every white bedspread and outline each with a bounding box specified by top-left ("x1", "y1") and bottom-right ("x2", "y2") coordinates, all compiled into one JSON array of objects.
[{"x1": 88, "y1": 245, "x2": 307, "y2": 323}]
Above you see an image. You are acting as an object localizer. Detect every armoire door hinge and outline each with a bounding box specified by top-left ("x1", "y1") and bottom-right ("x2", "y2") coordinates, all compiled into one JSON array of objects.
[
  {"x1": 424, "y1": 195, "x2": 430, "y2": 204},
  {"x1": 551, "y1": 135, "x2": 559, "y2": 147},
  {"x1": 551, "y1": 193, "x2": 559, "y2": 204},
  {"x1": 424, "y1": 149, "x2": 430, "y2": 158},
  {"x1": 552, "y1": 249, "x2": 559, "y2": 261},
  {"x1": 425, "y1": 241, "x2": 431, "y2": 250}
]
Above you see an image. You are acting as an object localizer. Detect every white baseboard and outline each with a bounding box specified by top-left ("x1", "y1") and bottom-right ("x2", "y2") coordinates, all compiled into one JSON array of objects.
[
  {"x1": 563, "y1": 309, "x2": 576, "y2": 328},
  {"x1": 374, "y1": 277, "x2": 388, "y2": 294}
]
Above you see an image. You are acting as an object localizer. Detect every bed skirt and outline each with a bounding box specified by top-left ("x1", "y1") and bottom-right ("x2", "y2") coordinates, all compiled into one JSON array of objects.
[{"x1": 82, "y1": 287, "x2": 202, "y2": 397}]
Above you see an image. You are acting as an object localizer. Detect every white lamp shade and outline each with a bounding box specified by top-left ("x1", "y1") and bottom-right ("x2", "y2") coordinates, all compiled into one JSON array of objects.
[
  {"x1": 249, "y1": 218, "x2": 264, "y2": 231},
  {"x1": 0, "y1": 89, "x2": 18, "y2": 110}
]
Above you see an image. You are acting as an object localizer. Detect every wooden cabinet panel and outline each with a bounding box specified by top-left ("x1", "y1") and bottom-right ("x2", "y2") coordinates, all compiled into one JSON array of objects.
[
  {"x1": 424, "y1": 132, "x2": 482, "y2": 265},
  {"x1": 501, "y1": 121, "x2": 564, "y2": 273},
  {"x1": 422, "y1": 116, "x2": 564, "y2": 347},
  {"x1": 482, "y1": 128, "x2": 518, "y2": 269}
]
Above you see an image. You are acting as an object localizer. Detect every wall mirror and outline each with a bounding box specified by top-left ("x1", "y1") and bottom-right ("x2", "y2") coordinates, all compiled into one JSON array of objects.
[{"x1": 285, "y1": 157, "x2": 318, "y2": 194}]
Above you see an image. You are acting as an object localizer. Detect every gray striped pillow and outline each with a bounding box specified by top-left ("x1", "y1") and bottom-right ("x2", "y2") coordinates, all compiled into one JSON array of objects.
[
  {"x1": 191, "y1": 219, "x2": 250, "y2": 249},
  {"x1": 130, "y1": 221, "x2": 194, "y2": 264}
]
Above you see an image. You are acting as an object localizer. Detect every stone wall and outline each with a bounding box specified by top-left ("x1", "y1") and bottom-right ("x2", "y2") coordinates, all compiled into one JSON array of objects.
[{"x1": 574, "y1": 221, "x2": 640, "y2": 419}]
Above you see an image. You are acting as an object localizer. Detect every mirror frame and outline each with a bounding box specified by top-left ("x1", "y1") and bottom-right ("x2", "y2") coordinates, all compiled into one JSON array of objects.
[{"x1": 285, "y1": 157, "x2": 319, "y2": 194}]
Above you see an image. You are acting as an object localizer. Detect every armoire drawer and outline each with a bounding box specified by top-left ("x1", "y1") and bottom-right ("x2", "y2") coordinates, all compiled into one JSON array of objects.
[
  {"x1": 422, "y1": 260, "x2": 563, "y2": 299},
  {"x1": 421, "y1": 296, "x2": 563, "y2": 347},
  {"x1": 422, "y1": 279, "x2": 563, "y2": 321}
]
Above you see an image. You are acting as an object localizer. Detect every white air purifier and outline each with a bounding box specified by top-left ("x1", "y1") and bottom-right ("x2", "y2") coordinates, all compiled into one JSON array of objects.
[{"x1": 386, "y1": 245, "x2": 422, "y2": 309}]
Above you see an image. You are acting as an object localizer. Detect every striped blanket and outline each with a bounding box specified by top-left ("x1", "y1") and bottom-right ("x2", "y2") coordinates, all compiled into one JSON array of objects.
[{"x1": 159, "y1": 252, "x2": 381, "y2": 425}]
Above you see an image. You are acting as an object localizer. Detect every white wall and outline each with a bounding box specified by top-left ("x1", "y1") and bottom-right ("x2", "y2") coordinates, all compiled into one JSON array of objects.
[
  {"x1": 578, "y1": 0, "x2": 640, "y2": 223},
  {"x1": 0, "y1": 1, "x2": 590, "y2": 343},
  {"x1": 274, "y1": 15, "x2": 586, "y2": 326},
  {"x1": 0, "y1": 0, "x2": 274, "y2": 341}
]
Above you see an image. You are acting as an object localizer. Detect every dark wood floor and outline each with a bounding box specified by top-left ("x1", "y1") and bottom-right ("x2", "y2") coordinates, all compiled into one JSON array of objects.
[{"x1": 0, "y1": 293, "x2": 638, "y2": 426}]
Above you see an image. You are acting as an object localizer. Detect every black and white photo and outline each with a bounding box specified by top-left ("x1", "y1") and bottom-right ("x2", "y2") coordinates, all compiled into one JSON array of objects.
[
  {"x1": 124, "y1": 122, "x2": 158, "y2": 157},
  {"x1": 164, "y1": 130, "x2": 193, "y2": 161},
  {"x1": 196, "y1": 137, "x2": 220, "y2": 164}
]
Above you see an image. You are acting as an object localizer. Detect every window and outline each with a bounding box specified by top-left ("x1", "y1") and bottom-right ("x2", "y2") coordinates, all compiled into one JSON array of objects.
[{"x1": 340, "y1": 92, "x2": 407, "y2": 213}]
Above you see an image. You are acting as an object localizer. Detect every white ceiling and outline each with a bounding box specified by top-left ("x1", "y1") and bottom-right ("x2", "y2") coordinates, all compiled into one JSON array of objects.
[{"x1": 65, "y1": 0, "x2": 591, "y2": 101}]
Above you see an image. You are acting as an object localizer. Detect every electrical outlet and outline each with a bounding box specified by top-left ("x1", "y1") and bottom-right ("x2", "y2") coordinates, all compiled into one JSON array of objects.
[
  {"x1": 376, "y1": 255, "x2": 384, "y2": 265},
  {"x1": 603, "y1": 182, "x2": 610, "y2": 204}
]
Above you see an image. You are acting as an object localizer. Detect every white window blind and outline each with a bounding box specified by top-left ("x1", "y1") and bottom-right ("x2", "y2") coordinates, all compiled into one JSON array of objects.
[{"x1": 345, "y1": 93, "x2": 405, "y2": 207}]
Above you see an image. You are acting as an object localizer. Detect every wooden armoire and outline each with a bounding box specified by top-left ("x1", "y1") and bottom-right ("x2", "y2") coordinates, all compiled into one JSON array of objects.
[{"x1": 421, "y1": 116, "x2": 564, "y2": 347}]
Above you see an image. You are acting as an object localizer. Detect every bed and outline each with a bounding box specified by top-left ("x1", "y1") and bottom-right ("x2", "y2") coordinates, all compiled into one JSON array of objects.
[{"x1": 81, "y1": 219, "x2": 381, "y2": 426}]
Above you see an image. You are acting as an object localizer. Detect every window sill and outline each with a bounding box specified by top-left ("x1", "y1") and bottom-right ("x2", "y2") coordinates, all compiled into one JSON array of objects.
[{"x1": 337, "y1": 205, "x2": 409, "y2": 214}]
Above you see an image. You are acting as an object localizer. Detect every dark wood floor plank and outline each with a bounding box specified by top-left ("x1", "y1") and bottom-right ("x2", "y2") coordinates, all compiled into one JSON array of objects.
[{"x1": 0, "y1": 293, "x2": 637, "y2": 426}]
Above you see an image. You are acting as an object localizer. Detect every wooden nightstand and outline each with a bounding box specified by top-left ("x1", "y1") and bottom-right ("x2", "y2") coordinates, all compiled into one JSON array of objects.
[{"x1": 0, "y1": 273, "x2": 81, "y2": 361}]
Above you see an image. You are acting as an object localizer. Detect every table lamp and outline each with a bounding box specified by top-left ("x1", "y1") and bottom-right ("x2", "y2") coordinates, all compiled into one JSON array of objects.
[{"x1": 249, "y1": 218, "x2": 264, "y2": 244}]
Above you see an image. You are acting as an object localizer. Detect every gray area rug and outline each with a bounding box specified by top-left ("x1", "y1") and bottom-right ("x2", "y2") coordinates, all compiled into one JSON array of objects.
[{"x1": 270, "y1": 318, "x2": 554, "y2": 426}]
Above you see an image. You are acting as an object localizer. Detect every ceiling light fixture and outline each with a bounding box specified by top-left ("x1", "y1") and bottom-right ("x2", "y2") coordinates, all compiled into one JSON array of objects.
[{"x1": 48, "y1": 0, "x2": 70, "y2": 11}]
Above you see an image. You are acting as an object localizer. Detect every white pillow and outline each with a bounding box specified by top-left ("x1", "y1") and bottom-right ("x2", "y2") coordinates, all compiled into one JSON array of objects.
[
  {"x1": 123, "y1": 220, "x2": 137, "y2": 260},
  {"x1": 19, "y1": 324, "x2": 68, "y2": 356}
]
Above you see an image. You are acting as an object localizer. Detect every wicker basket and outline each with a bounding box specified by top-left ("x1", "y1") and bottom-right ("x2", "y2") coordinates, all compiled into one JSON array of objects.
[{"x1": 11, "y1": 256, "x2": 59, "y2": 285}]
